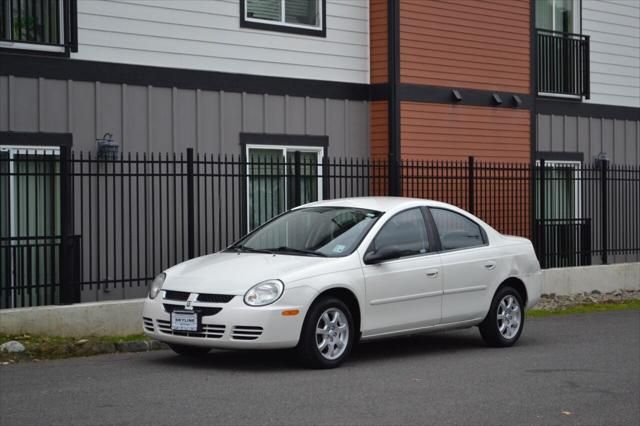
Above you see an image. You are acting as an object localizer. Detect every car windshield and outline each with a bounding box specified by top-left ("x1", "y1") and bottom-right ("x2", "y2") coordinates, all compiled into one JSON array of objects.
[{"x1": 230, "y1": 206, "x2": 382, "y2": 257}]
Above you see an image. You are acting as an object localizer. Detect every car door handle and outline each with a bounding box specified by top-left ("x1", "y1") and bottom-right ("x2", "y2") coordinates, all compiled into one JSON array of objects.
[
  {"x1": 484, "y1": 261, "x2": 497, "y2": 270},
  {"x1": 426, "y1": 270, "x2": 439, "y2": 278}
]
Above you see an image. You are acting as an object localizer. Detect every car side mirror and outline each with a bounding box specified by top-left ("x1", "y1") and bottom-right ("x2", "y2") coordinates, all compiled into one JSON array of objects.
[{"x1": 364, "y1": 245, "x2": 402, "y2": 265}]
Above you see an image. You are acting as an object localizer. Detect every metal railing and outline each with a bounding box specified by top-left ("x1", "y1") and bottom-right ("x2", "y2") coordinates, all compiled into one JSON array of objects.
[
  {"x1": 0, "y1": 0, "x2": 70, "y2": 46},
  {"x1": 1, "y1": 151, "x2": 638, "y2": 307},
  {"x1": 537, "y1": 29, "x2": 590, "y2": 98}
]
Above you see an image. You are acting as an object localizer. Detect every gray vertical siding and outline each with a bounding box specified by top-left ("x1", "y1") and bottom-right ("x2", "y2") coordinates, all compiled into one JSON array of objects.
[
  {"x1": 537, "y1": 113, "x2": 639, "y2": 165},
  {"x1": 0, "y1": 76, "x2": 370, "y2": 158}
]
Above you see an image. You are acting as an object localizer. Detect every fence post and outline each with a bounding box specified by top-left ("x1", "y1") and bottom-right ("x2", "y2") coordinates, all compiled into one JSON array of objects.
[
  {"x1": 322, "y1": 156, "x2": 330, "y2": 200},
  {"x1": 186, "y1": 148, "x2": 195, "y2": 260},
  {"x1": 539, "y1": 159, "x2": 546, "y2": 268},
  {"x1": 292, "y1": 151, "x2": 301, "y2": 208},
  {"x1": 599, "y1": 156, "x2": 609, "y2": 264},
  {"x1": 468, "y1": 156, "x2": 475, "y2": 214},
  {"x1": 58, "y1": 146, "x2": 79, "y2": 304}
]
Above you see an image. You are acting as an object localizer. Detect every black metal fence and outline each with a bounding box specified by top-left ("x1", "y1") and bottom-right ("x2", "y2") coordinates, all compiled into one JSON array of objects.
[
  {"x1": 1, "y1": 149, "x2": 638, "y2": 308},
  {"x1": 537, "y1": 29, "x2": 590, "y2": 98}
]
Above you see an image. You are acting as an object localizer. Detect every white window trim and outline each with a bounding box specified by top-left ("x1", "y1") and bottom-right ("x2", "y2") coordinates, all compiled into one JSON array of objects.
[
  {"x1": 244, "y1": 0, "x2": 323, "y2": 32},
  {"x1": 544, "y1": 0, "x2": 581, "y2": 34}
]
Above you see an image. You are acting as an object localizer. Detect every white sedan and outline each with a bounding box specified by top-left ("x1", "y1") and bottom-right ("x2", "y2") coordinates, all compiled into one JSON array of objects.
[{"x1": 142, "y1": 197, "x2": 542, "y2": 368}]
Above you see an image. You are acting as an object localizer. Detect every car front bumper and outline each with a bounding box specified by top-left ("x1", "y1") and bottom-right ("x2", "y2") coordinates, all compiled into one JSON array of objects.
[{"x1": 142, "y1": 286, "x2": 317, "y2": 350}]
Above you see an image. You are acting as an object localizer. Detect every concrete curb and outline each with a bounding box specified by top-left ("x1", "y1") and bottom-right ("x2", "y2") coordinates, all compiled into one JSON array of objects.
[{"x1": 1, "y1": 262, "x2": 638, "y2": 337}]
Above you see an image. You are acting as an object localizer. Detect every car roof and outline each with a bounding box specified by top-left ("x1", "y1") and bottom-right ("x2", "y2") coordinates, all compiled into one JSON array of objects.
[{"x1": 297, "y1": 196, "x2": 455, "y2": 213}]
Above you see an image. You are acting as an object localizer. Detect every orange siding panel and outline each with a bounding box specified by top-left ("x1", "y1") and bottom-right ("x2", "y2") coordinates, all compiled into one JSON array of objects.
[
  {"x1": 399, "y1": 0, "x2": 530, "y2": 93},
  {"x1": 400, "y1": 102, "x2": 531, "y2": 163},
  {"x1": 370, "y1": 101, "x2": 389, "y2": 159},
  {"x1": 370, "y1": 0, "x2": 388, "y2": 84}
]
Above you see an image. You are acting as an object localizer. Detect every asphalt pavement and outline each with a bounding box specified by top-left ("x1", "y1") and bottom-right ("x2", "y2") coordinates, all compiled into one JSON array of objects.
[{"x1": 1, "y1": 310, "x2": 639, "y2": 426}]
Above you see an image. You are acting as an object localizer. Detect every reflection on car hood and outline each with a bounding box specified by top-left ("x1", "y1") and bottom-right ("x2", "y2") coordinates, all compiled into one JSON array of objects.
[{"x1": 162, "y1": 252, "x2": 344, "y2": 294}]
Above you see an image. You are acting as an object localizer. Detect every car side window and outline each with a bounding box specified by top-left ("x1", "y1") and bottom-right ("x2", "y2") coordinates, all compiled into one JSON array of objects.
[
  {"x1": 370, "y1": 208, "x2": 429, "y2": 258},
  {"x1": 430, "y1": 208, "x2": 485, "y2": 251}
]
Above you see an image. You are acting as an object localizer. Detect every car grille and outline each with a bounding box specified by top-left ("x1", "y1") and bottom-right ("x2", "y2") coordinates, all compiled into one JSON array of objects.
[
  {"x1": 231, "y1": 326, "x2": 264, "y2": 341},
  {"x1": 143, "y1": 317, "x2": 154, "y2": 332},
  {"x1": 163, "y1": 304, "x2": 222, "y2": 317},
  {"x1": 156, "y1": 319, "x2": 225, "y2": 339},
  {"x1": 163, "y1": 291, "x2": 234, "y2": 304},
  {"x1": 163, "y1": 290, "x2": 190, "y2": 301},
  {"x1": 198, "y1": 293, "x2": 235, "y2": 303}
]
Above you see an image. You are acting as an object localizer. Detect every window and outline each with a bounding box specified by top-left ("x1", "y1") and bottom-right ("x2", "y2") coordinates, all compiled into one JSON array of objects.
[
  {"x1": 247, "y1": 145, "x2": 323, "y2": 230},
  {"x1": 535, "y1": 161, "x2": 581, "y2": 220},
  {"x1": 0, "y1": 0, "x2": 76, "y2": 53},
  {"x1": 536, "y1": 0, "x2": 580, "y2": 33},
  {"x1": 235, "y1": 206, "x2": 381, "y2": 257},
  {"x1": 241, "y1": 0, "x2": 326, "y2": 37},
  {"x1": 370, "y1": 208, "x2": 429, "y2": 258},
  {"x1": 430, "y1": 208, "x2": 485, "y2": 251}
]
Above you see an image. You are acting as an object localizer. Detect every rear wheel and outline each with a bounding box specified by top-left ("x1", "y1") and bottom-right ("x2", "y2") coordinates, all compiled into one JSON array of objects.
[
  {"x1": 479, "y1": 286, "x2": 524, "y2": 347},
  {"x1": 168, "y1": 343, "x2": 210, "y2": 357},
  {"x1": 297, "y1": 297, "x2": 354, "y2": 369}
]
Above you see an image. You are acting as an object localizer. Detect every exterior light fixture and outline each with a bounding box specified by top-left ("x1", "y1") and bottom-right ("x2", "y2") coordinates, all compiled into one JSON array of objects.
[
  {"x1": 492, "y1": 94, "x2": 503, "y2": 105},
  {"x1": 96, "y1": 133, "x2": 119, "y2": 160},
  {"x1": 512, "y1": 95, "x2": 522, "y2": 107},
  {"x1": 451, "y1": 89, "x2": 463, "y2": 102}
]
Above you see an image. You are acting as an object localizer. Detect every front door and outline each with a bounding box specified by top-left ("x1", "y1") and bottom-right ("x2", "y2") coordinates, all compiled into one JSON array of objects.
[{"x1": 361, "y1": 208, "x2": 442, "y2": 335}]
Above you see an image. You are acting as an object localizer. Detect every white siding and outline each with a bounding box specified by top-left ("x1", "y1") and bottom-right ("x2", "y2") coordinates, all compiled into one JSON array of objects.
[
  {"x1": 71, "y1": 0, "x2": 369, "y2": 84},
  {"x1": 583, "y1": 0, "x2": 640, "y2": 107}
]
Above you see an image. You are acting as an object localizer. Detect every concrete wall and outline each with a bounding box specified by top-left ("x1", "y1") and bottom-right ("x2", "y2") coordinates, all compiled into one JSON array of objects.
[
  {"x1": 0, "y1": 75, "x2": 370, "y2": 158},
  {"x1": 1, "y1": 263, "x2": 638, "y2": 337}
]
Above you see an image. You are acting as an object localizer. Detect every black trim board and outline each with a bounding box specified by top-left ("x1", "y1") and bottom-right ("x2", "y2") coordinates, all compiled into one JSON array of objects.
[
  {"x1": 399, "y1": 84, "x2": 533, "y2": 109},
  {"x1": 239, "y1": 0, "x2": 327, "y2": 37},
  {"x1": 0, "y1": 131, "x2": 73, "y2": 148},
  {"x1": 537, "y1": 99, "x2": 640, "y2": 121},
  {"x1": 535, "y1": 151, "x2": 584, "y2": 162},
  {"x1": 388, "y1": 0, "x2": 401, "y2": 196},
  {"x1": 0, "y1": 52, "x2": 370, "y2": 101}
]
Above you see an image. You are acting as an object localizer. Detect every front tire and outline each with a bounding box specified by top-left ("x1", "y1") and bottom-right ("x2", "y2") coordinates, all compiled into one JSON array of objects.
[
  {"x1": 297, "y1": 297, "x2": 354, "y2": 369},
  {"x1": 479, "y1": 286, "x2": 524, "y2": 347},
  {"x1": 168, "y1": 343, "x2": 210, "y2": 357}
]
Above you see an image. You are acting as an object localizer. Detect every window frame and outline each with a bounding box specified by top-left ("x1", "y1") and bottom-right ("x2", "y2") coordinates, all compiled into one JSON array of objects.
[
  {"x1": 0, "y1": 0, "x2": 78, "y2": 56},
  {"x1": 245, "y1": 143, "x2": 324, "y2": 231},
  {"x1": 426, "y1": 207, "x2": 489, "y2": 253},
  {"x1": 364, "y1": 207, "x2": 438, "y2": 263},
  {"x1": 240, "y1": 0, "x2": 327, "y2": 37},
  {"x1": 535, "y1": 0, "x2": 581, "y2": 34},
  {"x1": 535, "y1": 160, "x2": 582, "y2": 220}
]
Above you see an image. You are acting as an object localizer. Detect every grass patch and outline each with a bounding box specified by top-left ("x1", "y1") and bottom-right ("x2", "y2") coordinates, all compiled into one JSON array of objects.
[
  {"x1": 528, "y1": 299, "x2": 640, "y2": 318},
  {"x1": 0, "y1": 334, "x2": 148, "y2": 364}
]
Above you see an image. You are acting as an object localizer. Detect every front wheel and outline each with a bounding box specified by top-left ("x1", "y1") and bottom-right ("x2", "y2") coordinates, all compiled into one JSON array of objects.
[
  {"x1": 297, "y1": 297, "x2": 354, "y2": 369},
  {"x1": 168, "y1": 343, "x2": 211, "y2": 357},
  {"x1": 479, "y1": 286, "x2": 524, "y2": 347}
]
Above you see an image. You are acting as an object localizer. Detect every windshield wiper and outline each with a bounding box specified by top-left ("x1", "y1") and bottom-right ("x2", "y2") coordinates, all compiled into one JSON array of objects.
[
  {"x1": 229, "y1": 245, "x2": 274, "y2": 254},
  {"x1": 263, "y1": 246, "x2": 327, "y2": 257}
]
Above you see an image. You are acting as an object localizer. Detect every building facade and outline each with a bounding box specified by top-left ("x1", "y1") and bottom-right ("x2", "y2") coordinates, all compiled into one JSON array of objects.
[{"x1": 0, "y1": 0, "x2": 638, "y2": 306}]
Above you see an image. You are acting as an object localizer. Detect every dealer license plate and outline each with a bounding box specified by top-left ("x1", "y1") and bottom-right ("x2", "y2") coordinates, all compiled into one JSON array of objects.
[{"x1": 171, "y1": 311, "x2": 199, "y2": 332}]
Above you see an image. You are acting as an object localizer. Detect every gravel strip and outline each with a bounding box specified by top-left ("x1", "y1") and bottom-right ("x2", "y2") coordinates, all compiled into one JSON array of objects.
[{"x1": 534, "y1": 289, "x2": 640, "y2": 311}]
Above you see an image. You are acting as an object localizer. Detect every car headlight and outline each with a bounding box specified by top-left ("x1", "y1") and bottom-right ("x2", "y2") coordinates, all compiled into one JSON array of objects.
[
  {"x1": 148, "y1": 273, "x2": 166, "y2": 300},
  {"x1": 244, "y1": 280, "x2": 284, "y2": 306}
]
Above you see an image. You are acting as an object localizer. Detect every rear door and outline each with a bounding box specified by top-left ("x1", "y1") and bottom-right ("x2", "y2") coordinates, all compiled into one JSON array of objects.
[{"x1": 429, "y1": 207, "x2": 500, "y2": 323}]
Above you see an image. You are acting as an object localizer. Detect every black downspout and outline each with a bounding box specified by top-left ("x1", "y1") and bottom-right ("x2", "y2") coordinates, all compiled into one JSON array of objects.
[
  {"x1": 387, "y1": 0, "x2": 401, "y2": 196},
  {"x1": 530, "y1": 0, "x2": 538, "y2": 247}
]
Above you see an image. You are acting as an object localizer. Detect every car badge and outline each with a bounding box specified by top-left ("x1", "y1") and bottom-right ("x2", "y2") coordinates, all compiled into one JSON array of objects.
[{"x1": 185, "y1": 294, "x2": 197, "y2": 311}]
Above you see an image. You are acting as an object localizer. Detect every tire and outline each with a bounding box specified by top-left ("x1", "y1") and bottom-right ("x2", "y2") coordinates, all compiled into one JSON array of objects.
[
  {"x1": 168, "y1": 343, "x2": 211, "y2": 357},
  {"x1": 479, "y1": 286, "x2": 525, "y2": 347},
  {"x1": 297, "y1": 297, "x2": 355, "y2": 369}
]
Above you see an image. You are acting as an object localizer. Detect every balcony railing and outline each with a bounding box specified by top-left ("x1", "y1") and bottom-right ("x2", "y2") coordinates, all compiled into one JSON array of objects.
[
  {"x1": 0, "y1": 0, "x2": 72, "y2": 49},
  {"x1": 537, "y1": 29, "x2": 590, "y2": 98}
]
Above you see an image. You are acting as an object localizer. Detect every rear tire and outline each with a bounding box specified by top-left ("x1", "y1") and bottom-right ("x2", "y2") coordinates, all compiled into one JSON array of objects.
[
  {"x1": 297, "y1": 297, "x2": 354, "y2": 369},
  {"x1": 479, "y1": 286, "x2": 525, "y2": 347},
  {"x1": 168, "y1": 343, "x2": 210, "y2": 357}
]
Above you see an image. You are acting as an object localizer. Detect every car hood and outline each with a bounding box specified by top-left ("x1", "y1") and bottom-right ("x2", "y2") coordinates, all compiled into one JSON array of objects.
[{"x1": 162, "y1": 252, "x2": 348, "y2": 295}]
